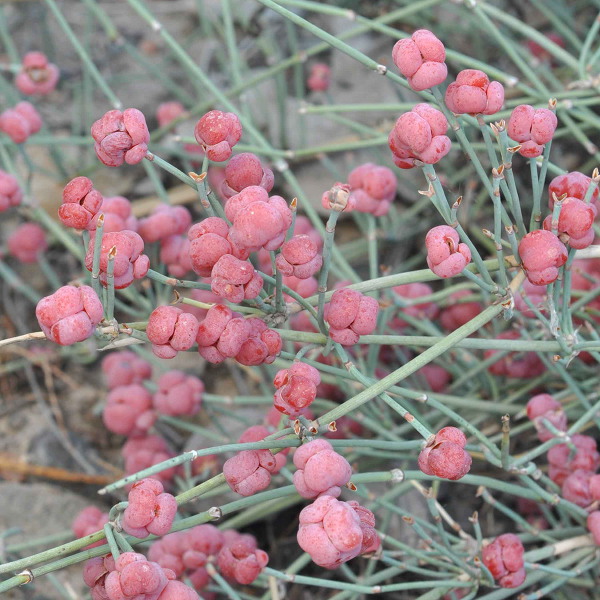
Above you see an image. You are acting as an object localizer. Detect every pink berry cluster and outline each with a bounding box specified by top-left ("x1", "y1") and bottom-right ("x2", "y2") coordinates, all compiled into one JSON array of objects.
[
  {"x1": 148, "y1": 525, "x2": 268, "y2": 590},
  {"x1": 121, "y1": 478, "x2": 177, "y2": 538},
  {"x1": 72, "y1": 506, "x2": 109, "y2": 548},
  {"x1": 193, "y1": 110, "x2": 242, "y2": 162},
  {"x1": 273, "y1": 361, "x2": 321, "y2": 417},
  {"x1": 482, "y1": 533, "x2": 526, "y2": 588},
  {"x1": 425, "y1": 225, "x2": 472, "y2": 278},
  {"x1": 0, "y1": 101, "x2": 42, "y2": 144},
  {"x1": 346, "y1": 163, "x2": 397, "y2": 216},
  {"x1": 0, "y1": 170, "x2": 22, "y2": 212},
  {"x1": 223, "y1": 425, "x2": 287, "y2": 496},
  {"x1": 83, "y1": 552, "x2": 199, "y2": 600},
  {"x1": 15, "y1": 51, "x2": 59, "y2": 95},
  {"x1": 297, "y1": 495, "x2": 379, "y2": 569},
  {"x1": 388, "y1": 104, "x2": 451, "y2": 169},
  {"x1": 91, "y1": 108, "x2": 150, "y2": 167},
  {"x1": 36, "y1": 285, "x2": 104, "y2": 346},
  {"x1": 392, "y1": 30, "x2": 447, "y2": 91},
  {"x1": 507, "y1": 104, "x2": 558, "y2": 158},
  {"x1": 324, "y1": 288, "x2": 379, "y2": 345},
  {"x1": 418, "y1": 427, "x2": 472, "y2": 481},
  {"x1": 196, "y1": 304, "x2": 282, "y2": 366},
  {"x1": 484, "y1": 330, "x2": 545, "y2": 378}
]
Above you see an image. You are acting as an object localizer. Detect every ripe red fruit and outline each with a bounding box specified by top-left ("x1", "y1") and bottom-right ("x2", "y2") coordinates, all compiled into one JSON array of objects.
[
  {"x1": 138, "y1": 204, "x2": 192, "y2": 243},
  {"x1": 211, "y1": 254, "x2": 264, "y2": 303},
  {"x1": 91, "y1": 108, "x2": 150, "y2": 167},
  {"x1": 36, "y1": 285, "x2": 103, "y2": 346},
  {"x1": 507, "y1": 105, "x2": 557, "y2": 158},
  {"x1": 223, "y1": 449, "x2": 276, "y2": 496},
  {"x1": 445, "y1": 69, "x2": 504, "y2": 115},
  {"x1": 83, "y1": 554, "x2": 115, "y2": 599},
  {"x1": 146, "y1": 305, "x2": 200, "y2": 359},
  {"x1": 122, "y1": 435, "x2": 179, "y2": 489},
  {"x1": 297, "y1": 495, "x2": 378, "y2": 569},
  {"x1": 221, "y1": 152, "x2": 274, "y2": 199},
  {"x1": 7, "y1": 222, "x2": 48, "y2": 263},
  {"x1": 225, "y1": 185, "x2": 292, "y2": 253},
  {"x1": 526, "y1": 393, "x2": 567, "y2": 442},
  {"x1": 482, "y1": 533, "x2": 526, "y2": 588},
  {"x1": 217, "y1": 531, "x2": 269, "y2": 585},
  {"x1": 194, "y1": 110, "x2": 242, "y2": 162},
  {"x1": 549, "y1": 171, "x2": 600, "y2": 212},
  {"x1": 121, "y1": 478, "x2": 177, "y2": 538},
  {"x1": 425, "y1": 226, "x2": 471, "y2": 278},
  {"x1": 389, "y1": 104, "x2": 450, "y2": 169},
  {"x1": 59, "y1": 176, "x2": 104, "y2": 230},
  {"x1": 15, "y1": 51, "x2": 59, "y2": 95},
  {"x1": 104, "y1": 552, "x2": 169, "y2": 599},
  {"x1": 275, "y1": 235, "x2": 323, "y2": 279},
  {"x1": 439, "y1": 290, "x2": 482, "y2": 331},
  {"x1": 484, "y1": 330, "x2": 545, "y2": 378},
  {"x1": 324, "y1": 288, "x2": 379, "y2": 345},
  {"x1": 542, "y1": 197, "x2": 596, "y2": 249},
  {"x1": 392, "y1": 30, "x2": 447, "y2": 91},
  {"x1": 293, "y1": 439, "x2": 352, "y2": 499},
  {"x1": 102, "y1": 350, "x2": 152, "y2": 389},
  {"x1": 273, "y1": 362, "x2": 320, "y2": 417},
  {"x1": 0, "y1": 101, "x2": 42, "y2": 143},
  {"x1": 418, "y1": 426, "x2": 471, "y2": 480},
  {"x1": 89, "y1": 195, "x2": 138, "y2": 233},
  {"x1": 548, "y1": 434, "x2": 600, "y2": 485},
  {"x1": 239, "y1": 425, "x2": 288, "y2": 473},
  {"x1": 188, "y1": 216, "x2": 246, "y2": 278},
  {"x1": 518, "y1": 229, "x2": 568, "y2": 286},
  {"x1": 156, "y1": 101, "x2": 186, "y2": 128},
  {"x1": 587, "y1": 511, "x2": 600, "y2": 545},
  {"x1": 561, "y1": 470, "x2": 593, "y2": 507},
  {"x1": 153, "y1": 371, "x2": 204, "y2": 416},
  {"x1": 307, "y1": 63, "x2": 331, "y2": 92},
  {"x1": 72, "y1": 506, "x2": 109, "y2": 548},
  {"x1": 196, "y1": 305, "x2": 249, "y2": 363},
  {"x1": 103, "y1": 384, "x2": 155, "y2": 437},
  {"x1": 84, "y1": 230, "x2": 150, "y2": 289},
  {"x1": 0, "y1": 170, "x2": 22, "y2": 211},
  {"x1": 159, "y1": 235, "x2": 193, "y2": 277},
  {"x1": 347, "y1": 162, "x2": 397, "y2": 216}
]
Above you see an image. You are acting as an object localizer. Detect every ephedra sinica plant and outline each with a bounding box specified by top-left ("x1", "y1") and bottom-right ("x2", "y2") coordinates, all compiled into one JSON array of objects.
[{"x1": 2, "y1": 0, "x2": 600, "y2": 598}]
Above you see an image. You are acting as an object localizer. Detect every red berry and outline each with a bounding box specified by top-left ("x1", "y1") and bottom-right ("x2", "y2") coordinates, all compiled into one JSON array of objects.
[
  {"x1": 121, "y1": 478, "x2": 177, "y2": 538},
  {"x1": 0, "y1": 170, "x2": 22, "y2": 211},
  {"x1": 324, "y1": 288, "x2": 379, "y2": 345},
  {"x1": 102, "y1": 350, "x2": 152, "y2": 389},
  {"x1": 273, "y1": 361, "x2": 320, "y2": 417},
  {"x1": 36, "y1": 285, "x2": 103, "y2": 346},
  {"x1": 194, "y1": 110, "x2": 242, "y2": 162},
  {"x1": 91, "y1": 108, "x2": 149, "y2": 167},
  {"x1": 221, "y1": 152, "x2": 274, "y2": 199},
  {"x1": 482, "y1": 533, "x2": 525, "y2": 588},
  {"x1": 445, "y1": 69, "x2": 504, "y2": 115},
  {"x1": 347, "y1": 163, "x2": 397, "y2": 216},
  {"x1": 103, "y1": 384, "x2": 155, "y2": 437},
  {"x1": 418, "y1": 427, "x2": 471, "y2": 480},
  {"x1": 7, "y1": 222, "x2": 48, "y2": 263},
  {"x1": 392, "y1": 30, "x2": 447, "y2": 91},
  {"x1": 146, "y1": 305, "x2": 200, "y2": 359},
  {"x1": 293, "y1": 439, "x2": 352, "y2": 499},
  {"x1": 0, "y1": 101, "x2": 42, "y2": 143},
  {"x1": 59, "y1": 176, "x2": 104, "y2": 230},
  {"x1": 307, "y1": 63, "x2": 331, "y2": 92},
  {"x1": 425, "y1": 226, "x2": 471, "y2": 278},
  {"x1": 15, "y1": 51, "x2": 59, "y2": 95},
  {"x1": 518, "y1": 229, "x2": 568, "y2": 286},
  {"x1": 389, "y1": 104, "x2": 450, "y2": 169}
]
